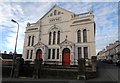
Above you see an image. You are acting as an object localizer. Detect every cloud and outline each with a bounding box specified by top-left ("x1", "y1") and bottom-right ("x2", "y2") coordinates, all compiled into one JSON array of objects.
[
  {"x1": 0, "y1": 2, "x2": 54, "y2": 53},
  {"x1": 0, "y1": 0, "x2": 120, "y2": 2},
  {"x1": 0, "y1": 2, "x2": 118, "y2": 55},
  {"x1": 94, "y1": 2, "x2": 118, "y2": 52},
  {"x1": 0, "y1": 2, "x2": 26, "y2": 53}
]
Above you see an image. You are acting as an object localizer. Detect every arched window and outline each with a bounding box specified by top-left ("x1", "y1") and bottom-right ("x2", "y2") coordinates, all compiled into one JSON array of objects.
[
  {"x1": 28, "y1": 36, "x2": 31, "y2": 46},
  {"x1": 31, "y1": 36, "x2": 34, "y2": 46},
  {"x1": 49, "y1": 32, "x2": 51, "y2": 45},
  {"x1": 54, "y1": 10, "x2": 57, "y2": 15},
  {"x1": 57, "y1": 31, "x2": 60, "y2": 44},
  {"x1": 83, "y1": 29, "x2": 87, "y2": 42},
  {"x1": 77, "y1": 30, "x2": 81, "y2": 43},
  {"x1": 53, "y1": 31, "x2": 56, "y2": 44}
]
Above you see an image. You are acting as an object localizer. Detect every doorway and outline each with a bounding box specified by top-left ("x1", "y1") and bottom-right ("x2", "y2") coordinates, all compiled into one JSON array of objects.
[
  {"x1": 36, "y1": 49, "x2": 42, "y2": 59},
  {"x1": 62, "y1": 48, "x2": 70, "y2": 66}
]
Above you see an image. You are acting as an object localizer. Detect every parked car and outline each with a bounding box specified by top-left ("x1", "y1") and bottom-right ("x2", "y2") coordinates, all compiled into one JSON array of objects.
[
  {"x1": 107, "y1": 59, "x2": 113, "y2": 64},
  {"x1": 101, "y1": 59, "x2": 107, "y2": 63},
  {"x1": 116, "y1": 60, "x2": 120, "y2": 66}
]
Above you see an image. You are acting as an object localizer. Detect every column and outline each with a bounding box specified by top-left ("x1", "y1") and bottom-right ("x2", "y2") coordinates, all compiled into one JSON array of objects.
[
  {"x1": 56, "y1": 31, "x2": 58, "y2": 44},
  {"x1": 51, "y1": 32, "x2": 53, "y2": 45},
  {"x1": 81, "y1": 30, "x2": 83, "y2": 43}
]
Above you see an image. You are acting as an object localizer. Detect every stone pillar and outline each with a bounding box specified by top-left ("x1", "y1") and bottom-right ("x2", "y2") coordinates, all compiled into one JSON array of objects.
[
  {"x1": 91, "y1": 56, "x2": 97, "y2": 72},
  {"x1": 14, "y1": 57, "x2": 24, "y2": 78},
  {"x1": 77, "y1": 58, "x2": 86, "y2": 80},
  {"x1": 33, "y1": 58, "x2": 43, "y2": 79}
]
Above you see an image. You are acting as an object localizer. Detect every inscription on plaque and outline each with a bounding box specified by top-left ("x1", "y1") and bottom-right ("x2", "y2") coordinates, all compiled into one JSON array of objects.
[{"x1": 49, "y1": 17, "x2": 61, "y2": 23}]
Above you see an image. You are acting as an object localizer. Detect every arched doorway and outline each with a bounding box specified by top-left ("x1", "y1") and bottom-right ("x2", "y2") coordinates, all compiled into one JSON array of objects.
[
  {"x1": 36, "y1": 49, "x2": 42, "y2": 59},
  {"x1": 62, "y1": 48, "x2": 70, "y2": 66}
]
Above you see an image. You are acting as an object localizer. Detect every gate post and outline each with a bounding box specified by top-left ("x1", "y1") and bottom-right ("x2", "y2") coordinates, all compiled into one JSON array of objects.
[
  {"x1": 14, "y1": 57, "x2": 24, "y2": 78},
  {"x1": 91, "y1": 56, "x2": 97, "y2": 72},
  {"x1": 77, "y1": 58, "x2": 86, "y2": 80}
]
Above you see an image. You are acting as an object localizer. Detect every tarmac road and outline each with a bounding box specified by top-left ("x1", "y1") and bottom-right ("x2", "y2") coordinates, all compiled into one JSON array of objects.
[{"x1": 1, "y1": 60, "x2": 120, "y2": 83}]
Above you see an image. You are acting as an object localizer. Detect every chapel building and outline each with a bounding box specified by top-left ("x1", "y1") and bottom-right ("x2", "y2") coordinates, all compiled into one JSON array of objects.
[{"x1": 22, "y1": 5, "x2": 96, "y2": 66}]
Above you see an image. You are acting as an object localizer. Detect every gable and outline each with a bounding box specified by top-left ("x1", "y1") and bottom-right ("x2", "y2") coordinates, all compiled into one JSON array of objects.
[
  {"x1": 34, "y1": 41, "x2": 46, "y2": 48},
  {"x1": 37, "y1": 5, "x2": 75, "y2": 25}
]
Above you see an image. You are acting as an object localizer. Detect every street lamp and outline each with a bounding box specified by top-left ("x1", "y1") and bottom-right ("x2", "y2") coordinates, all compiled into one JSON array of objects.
[{"x1": 10, "y1": 19, "x2": 19, "y2": 78}]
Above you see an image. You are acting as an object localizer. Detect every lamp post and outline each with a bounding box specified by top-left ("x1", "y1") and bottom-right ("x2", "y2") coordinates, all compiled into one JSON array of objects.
[{"x1": 10, "y1": 19, "x2": 19, "y2": 78}]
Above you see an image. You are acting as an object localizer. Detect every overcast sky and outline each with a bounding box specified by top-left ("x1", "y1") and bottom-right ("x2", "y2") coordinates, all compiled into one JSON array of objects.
[{"x1": 0, "y1": 0, "x2": 119, "y2": 54}]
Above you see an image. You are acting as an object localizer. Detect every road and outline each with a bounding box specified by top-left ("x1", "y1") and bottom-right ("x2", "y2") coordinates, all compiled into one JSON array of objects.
[
  {"x1": 88, "y1": 60, "x2": 119, "y2": 81},
  {"x1": 1, "y1": 60, "x2": 120, "y2": 83}
]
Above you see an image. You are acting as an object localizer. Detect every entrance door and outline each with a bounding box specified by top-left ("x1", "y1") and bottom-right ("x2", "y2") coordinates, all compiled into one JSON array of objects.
[
  {"x1": 62, "y1": 48, "x2": 70, "y2": 66},
  {"x1": 36, "y1": 49, "x2": 42, "y2": 59}
]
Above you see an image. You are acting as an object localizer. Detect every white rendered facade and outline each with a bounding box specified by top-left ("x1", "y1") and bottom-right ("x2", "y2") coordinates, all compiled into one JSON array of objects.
[{"x1": 22, "y1": 5, "x2": 96, "y2": 65}]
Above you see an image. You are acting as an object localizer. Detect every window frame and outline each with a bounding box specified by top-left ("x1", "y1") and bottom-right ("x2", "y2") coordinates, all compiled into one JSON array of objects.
[
  {"x1": 78, "y1": 47, "x2": 82, "y2": 59},
  {"x1": 77, "y1": 30, "x2": 81, "y2": 43},
  {"x1": 84, "y1": 47, "x2": 88, "y2": 59},
  {"x1": 48, "y1": 49, "x2": 51, "y2": 59},
  {"x1": 49, "y1": 32, "x2": 52, "y2": 45},
  {"x1": 28, "y1": 36, "x2": 31, "y2": 46},
  {"x1": 83, "y1": 29, "x2": 87, "y2": 42},
  {"x1": 57, "y1": 31, "x2": 60, "y2": 44},
  {"x1": 52, "y1": 49, "x2": 55, "y2": 59}
]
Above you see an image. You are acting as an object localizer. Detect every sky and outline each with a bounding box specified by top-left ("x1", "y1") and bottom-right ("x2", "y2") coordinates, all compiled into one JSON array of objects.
[{"x1": 0, "y1": 0, "x2": 119, "y2": 54}]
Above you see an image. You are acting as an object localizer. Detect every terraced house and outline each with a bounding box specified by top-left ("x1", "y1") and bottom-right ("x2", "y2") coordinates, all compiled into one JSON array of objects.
[{"x1": 22, "y1": 5, "x2": 96, "y2": 66}]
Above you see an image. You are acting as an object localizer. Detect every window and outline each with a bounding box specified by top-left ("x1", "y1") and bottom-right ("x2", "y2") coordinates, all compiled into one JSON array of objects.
[
  {"x1": 49, "y1": 32, "x2": 51, "y2": 45},
  {"x1": 83, "y1": 29, "x2": 87, "y2": 42},
  {"x1": 54, "y1": 10, "x2": 57, "y2": 15},
  {"x1": 57, "y1": 31, "x2": 60, "y2": 44},
  {"x1": 48, "y1": 49, "x2": 51, "y2": 59},
  {"x1": 78, "y1": 47, "x2": 82, "y2": 59},
  {"x1": 77, "y1": 30, "x2": 81, "y2": 43},
  {"x1": 28, "y1": 36, "x2": 31, "y2": 46},
  {"x1": 26, "y1": 50, "x2": 29, "y2": 59},
  {"x1": 57, "y1": 49, "x2": 59, "y2": 59},
  {"x1": 31, "y1": 36, "x2": 34, "y2": 46},
  {"x1": 53, "y1": 31, "x2": 56, "y2": 44},
  {"x1": 84, "y1": 47, "x2": 88, "y2": 59},
  {"x1": 52, "y1": 49, "x2": 55, "y2": 59},
  {"x1": 30, "y1": 50, "x2": 33, "y2": 59}
]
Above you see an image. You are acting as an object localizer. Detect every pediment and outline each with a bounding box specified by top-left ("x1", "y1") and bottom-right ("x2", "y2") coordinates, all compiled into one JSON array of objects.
[
  {"x1": 60, "y1": 39, "x2": 74, "y2": 46},
  {"x1": 37, "y1": 5, "x2": 74, "y2": 23},
  {"x1": 34, "y1": 41, "x2": 46, "y2": 48}
]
